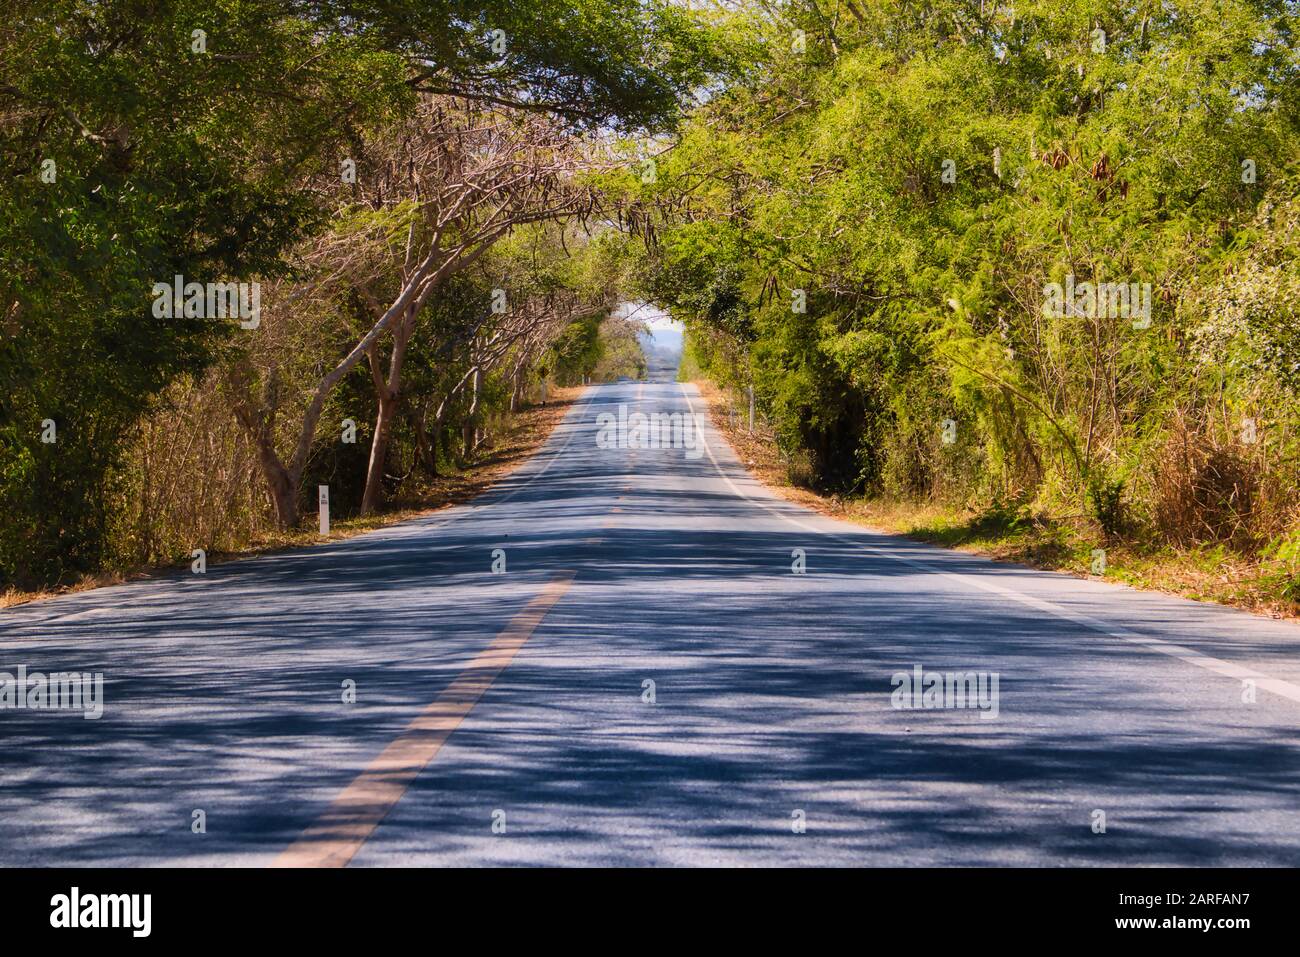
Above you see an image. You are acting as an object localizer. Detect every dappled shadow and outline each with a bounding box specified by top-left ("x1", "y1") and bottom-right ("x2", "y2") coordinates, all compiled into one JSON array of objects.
[{"x1": 2, "y1": 380, "x2": 1300, "y2": 866}]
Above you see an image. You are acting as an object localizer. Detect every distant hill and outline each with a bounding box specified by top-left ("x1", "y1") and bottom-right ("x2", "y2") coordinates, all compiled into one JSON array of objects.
[
  {"x1": 645, "y1": 325, "x2": 683, "y2": 353},
  {"x1": 639, "y1": 326, "x2": 683, "y2": 382}
]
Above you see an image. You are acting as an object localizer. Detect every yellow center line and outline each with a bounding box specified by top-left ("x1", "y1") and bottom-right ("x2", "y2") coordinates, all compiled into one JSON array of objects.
[{"x1": 271, "y1": 571, "x2": 576, "y2": 868}]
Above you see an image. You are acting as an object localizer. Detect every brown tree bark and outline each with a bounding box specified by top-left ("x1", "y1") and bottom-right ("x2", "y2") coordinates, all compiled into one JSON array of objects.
[
  {"x1": 360, "y1": 306, "x2": 415, "y2": 516},
  {"x1": 230, "y1": 378, "x2": 301, "y2": 528}
]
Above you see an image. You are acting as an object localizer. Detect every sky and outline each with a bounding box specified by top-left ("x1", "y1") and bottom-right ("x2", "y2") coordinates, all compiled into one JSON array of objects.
[{"x1": 612, "y1": 300, "x2": 683, "y2": 353}]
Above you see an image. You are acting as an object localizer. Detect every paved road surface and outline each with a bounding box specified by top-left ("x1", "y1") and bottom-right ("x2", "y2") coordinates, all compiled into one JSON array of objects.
[{"x1": 3, "y1": 380, "x2": 1300, "y2": 866}]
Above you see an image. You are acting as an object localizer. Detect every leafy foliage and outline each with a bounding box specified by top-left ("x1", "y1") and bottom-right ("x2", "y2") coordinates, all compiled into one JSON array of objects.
[
  {"x1": 626, "y1": 0, "x2": 1300, "y2": 550},
  {"x1": 0, "y1": 0, "x2": 724, "y2": 586}
]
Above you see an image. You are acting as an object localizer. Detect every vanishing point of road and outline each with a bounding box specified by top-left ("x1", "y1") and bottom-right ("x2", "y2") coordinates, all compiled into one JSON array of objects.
[{"x1": 3, "y1": 379, "x2": 1300, "y2": 866}]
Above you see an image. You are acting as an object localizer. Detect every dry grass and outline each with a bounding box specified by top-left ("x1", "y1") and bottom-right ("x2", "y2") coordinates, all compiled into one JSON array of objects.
[
  {"x1": 692, "y1": 378, "x2": 1300, "y2": 621},
  {"x1": 1, "y1": 389, "x2": 580, "y2": 610},
  {"x1": 1151, "y1": 417, "x2": 1261, "y2": 548}
]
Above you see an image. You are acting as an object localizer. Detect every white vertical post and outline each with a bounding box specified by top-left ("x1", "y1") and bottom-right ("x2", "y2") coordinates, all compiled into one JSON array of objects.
[{"x1": 318, "y1": 485, "x2": 330, "y2": 536}]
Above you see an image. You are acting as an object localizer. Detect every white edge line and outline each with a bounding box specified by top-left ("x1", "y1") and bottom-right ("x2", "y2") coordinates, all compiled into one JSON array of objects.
[
  {"x1": 680, "y1": 383, "x2": 1300, "y2": 706},
  {"x1": 7, "y1": 388, "x2": 603, "y2": 631}
]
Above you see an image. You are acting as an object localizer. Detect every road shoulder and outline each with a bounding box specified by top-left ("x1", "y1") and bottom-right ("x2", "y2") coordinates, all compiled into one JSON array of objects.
[{"x1": 689, "y1": 377, "x2": 1298, "y2": 623}]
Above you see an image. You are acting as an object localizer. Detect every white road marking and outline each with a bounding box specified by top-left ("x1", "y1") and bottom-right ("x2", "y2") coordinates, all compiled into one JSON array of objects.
[
  {"x1": 5, "y1": 389, "x2": 600, "y2": 634},
  {"x1": 680, "y1": 383, "x2": 1300, "y2": 706}
]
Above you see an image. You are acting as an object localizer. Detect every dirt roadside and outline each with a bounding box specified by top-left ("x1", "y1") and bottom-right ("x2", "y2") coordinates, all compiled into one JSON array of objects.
[
  {"x1": 690, "y1": 378, "x2": 1298, "y2": 621},
  {"x1": 2, "y1": 387, "x2": 583, "y2": 610}
]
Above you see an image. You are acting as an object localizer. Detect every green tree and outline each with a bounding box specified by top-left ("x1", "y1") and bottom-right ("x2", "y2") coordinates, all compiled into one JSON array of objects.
[{"x1": 627, "y1": 0, "x2": 1300, "y2": 546}]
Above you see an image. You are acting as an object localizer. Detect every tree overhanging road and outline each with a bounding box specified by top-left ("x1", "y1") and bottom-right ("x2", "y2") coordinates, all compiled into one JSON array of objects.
[{"x1": 3, "y1": 378, "x2": 1300, "y2": 866}]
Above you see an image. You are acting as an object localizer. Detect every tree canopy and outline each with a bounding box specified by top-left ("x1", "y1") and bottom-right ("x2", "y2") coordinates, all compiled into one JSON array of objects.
[
  {"x1": 0, "y1": 0, "x2": 726, "y2": 585},
  {"x1": 623, "y1": 0, "x2": 1300, "y2": 549}
]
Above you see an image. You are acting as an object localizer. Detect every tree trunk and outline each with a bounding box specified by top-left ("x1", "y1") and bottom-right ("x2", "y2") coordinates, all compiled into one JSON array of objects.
[
  {"x1": 413, "y1": 400, "x2": 440, "y2": 478},
  {"x1": 252, "y1": 436, "x2": 299, "y2": 527},
  {"x1": 230, "y1": 380, "x2": 301, "y2": 529},
  {"x1": 463, "y1": 366, "x2": 481, "y2": 459},
  {"x1": 360, "y1": 389, "x2": 397, "y2": 516},
  {"x1": 359, "y1": 307, "x2": 414, "y2": 517}
]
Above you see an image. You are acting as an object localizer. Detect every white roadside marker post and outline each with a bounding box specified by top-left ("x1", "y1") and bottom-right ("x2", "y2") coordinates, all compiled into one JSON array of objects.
[{"x1": 319, "y1": 485, "x2": 330, "y2": 536}]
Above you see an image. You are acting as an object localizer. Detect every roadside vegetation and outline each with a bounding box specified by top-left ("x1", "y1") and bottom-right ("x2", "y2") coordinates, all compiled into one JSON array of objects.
[
  {"x1": 627, "y1": 0, "x2": 1300, "y2": 616},
  {"x1": 6, "y1": 1, "x2": 1298, "y2": 619},
  {"x1": 1, "y1": 0, "x2": 713, "y2": 594},
  {"x1": 701, "y1": 374, "x2": 1300, "y2": 618}
]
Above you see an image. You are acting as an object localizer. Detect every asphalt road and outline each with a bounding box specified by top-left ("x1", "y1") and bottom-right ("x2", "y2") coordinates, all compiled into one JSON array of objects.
[{"x1": 3, "y1": 379, "x2": 1300, "y2": 866}]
